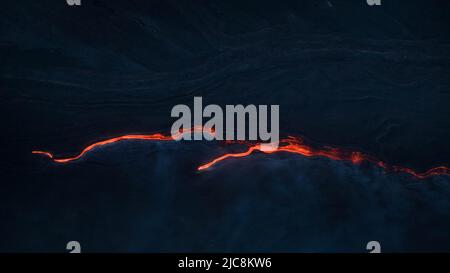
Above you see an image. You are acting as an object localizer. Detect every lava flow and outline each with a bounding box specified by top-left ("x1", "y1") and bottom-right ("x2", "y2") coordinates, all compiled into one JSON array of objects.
[
  {"x1": 32, "y1": 127, "x2": 450, "y2": 179},
  {"x1": 32, "y1": 126, "x2": 212, "y2": 163},
  {"x1": 197, "y1": 136, "x2": 450, "y2": 179},
  {"x1": 32, "y1": 134, "x2": 172, "y2": 163}
]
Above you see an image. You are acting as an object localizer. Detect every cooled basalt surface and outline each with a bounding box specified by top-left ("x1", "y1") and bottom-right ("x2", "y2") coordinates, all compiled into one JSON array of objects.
[{"x1": 1, "y1": 0, "x2": 450, "y2": 252}]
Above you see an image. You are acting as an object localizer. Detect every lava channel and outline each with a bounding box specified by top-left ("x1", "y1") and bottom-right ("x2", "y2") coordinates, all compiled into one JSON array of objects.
[
  {"x1": 197, "y1": 136, "x2": 450, "y2": 179},
  {"x1": 32, "y1": 127, "x2": 450, "y2": 179}
]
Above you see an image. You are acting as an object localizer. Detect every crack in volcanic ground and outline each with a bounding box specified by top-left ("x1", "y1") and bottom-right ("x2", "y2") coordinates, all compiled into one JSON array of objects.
[{"x1": 32, "y1": 127, "x2": 450, "y2": 179}]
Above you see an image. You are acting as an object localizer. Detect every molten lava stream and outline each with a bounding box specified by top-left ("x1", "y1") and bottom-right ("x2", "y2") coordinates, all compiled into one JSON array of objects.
[
  {"x1": 197, "y1": 137, "x2": 450, "y2": 179},
  {"x1": 31, "y1": 127, "x2": 210, "y2": 163},
  {"x1": 32, "y1": 127, "x2": 450, "y2": 179}
]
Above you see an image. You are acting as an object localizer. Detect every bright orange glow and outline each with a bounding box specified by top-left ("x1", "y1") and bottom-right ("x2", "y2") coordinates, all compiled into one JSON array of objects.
[
  {"x1": 31, "y1": 126, "x2": 212, "y2": 163},
  {"x1": 197, "y1": 136, "x2": 450, "y2": 179},
  {"x1": 32, "y1": 127, "x2": 450, "y2": 179},
  {"x1": 197, "y1": 145, "x2": 261, "y2": 171},
  {"x1": 32, "y1": 150, "x2": 54, "y2": 159}
]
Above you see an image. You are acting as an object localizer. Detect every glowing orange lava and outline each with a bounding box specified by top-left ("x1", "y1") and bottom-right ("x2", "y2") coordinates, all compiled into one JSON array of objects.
[
  {"x1": 197, "y1": 136, "x2": 450, "y2": 179},
  {"x1": 31, "y1": 126, "x2": 212, "y2": 163},
  {"x1": 32, "y1": 127, "x2": 450, "y2": 179}
]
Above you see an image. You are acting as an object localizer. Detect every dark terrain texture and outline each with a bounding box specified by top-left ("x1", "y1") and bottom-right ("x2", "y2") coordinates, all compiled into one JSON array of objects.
[{"x1": 1, "y1": 0, "x2": 450, "y2": 252}]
